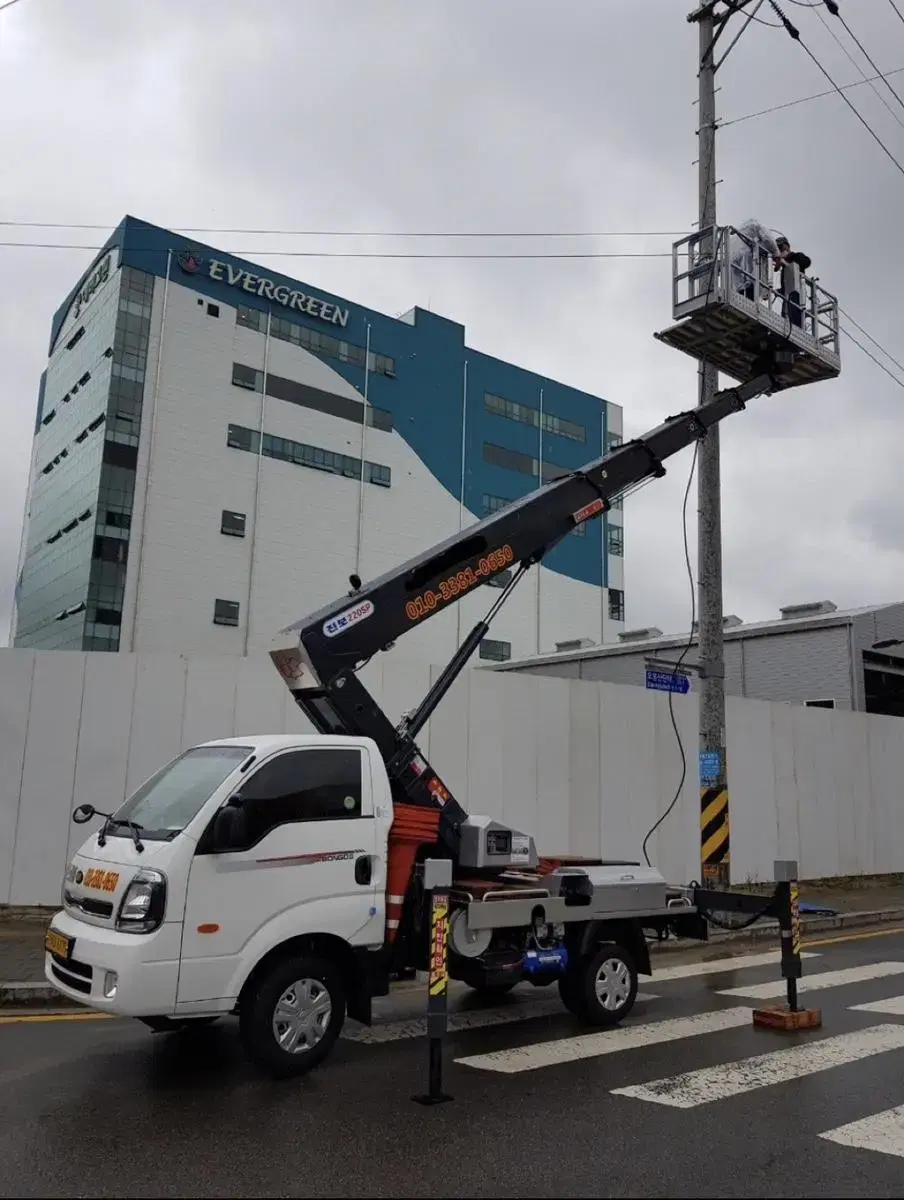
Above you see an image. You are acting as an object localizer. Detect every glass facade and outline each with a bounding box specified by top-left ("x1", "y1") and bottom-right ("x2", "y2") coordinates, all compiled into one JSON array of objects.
[{"x1": 13, "y1": 263, "x2": 154, "y2": 651}]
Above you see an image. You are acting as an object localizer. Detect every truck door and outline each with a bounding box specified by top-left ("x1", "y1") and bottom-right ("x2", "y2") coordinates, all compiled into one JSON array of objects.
[{"x1": 177, "y1": 744, "x2": 383, "y2": 1008}]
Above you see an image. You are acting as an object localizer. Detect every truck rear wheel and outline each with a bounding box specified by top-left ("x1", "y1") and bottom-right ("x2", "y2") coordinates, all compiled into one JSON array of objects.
[
  {"x1": 559, "y1": 941, "x2": 638, "y2": 1026},
  {"x1": 240, "y1": 954, "x2": 346, "y2": 1079}
]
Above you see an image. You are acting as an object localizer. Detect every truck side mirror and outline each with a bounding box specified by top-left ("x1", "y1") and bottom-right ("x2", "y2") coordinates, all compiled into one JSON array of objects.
[{"x1": 210, "y1": 801, "x2": 248, "y2": 852}]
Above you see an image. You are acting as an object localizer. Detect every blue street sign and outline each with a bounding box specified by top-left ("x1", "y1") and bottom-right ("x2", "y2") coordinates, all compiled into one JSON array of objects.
[
  {"x1": 645, "y1": 669, "x2": 690, "y2": 695},
  {"x1": 699, "y1": 749, "x2": 722, "y2": 783}
]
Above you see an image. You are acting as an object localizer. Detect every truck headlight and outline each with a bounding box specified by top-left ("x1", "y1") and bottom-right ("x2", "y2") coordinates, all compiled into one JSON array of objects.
[{"x1": 116, "y1": 869, "x2": 167, "y2": 934}]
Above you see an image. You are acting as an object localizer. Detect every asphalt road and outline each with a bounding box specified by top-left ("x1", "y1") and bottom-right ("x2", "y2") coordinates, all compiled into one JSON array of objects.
[{"x1": 3, "y1": 928, "x2": 904, "y2": 1198}]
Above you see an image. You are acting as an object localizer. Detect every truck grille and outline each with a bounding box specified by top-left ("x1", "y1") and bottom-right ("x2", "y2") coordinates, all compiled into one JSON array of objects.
[{"x1": 50, "y1": 953, "x2": 93, "y2": 995}]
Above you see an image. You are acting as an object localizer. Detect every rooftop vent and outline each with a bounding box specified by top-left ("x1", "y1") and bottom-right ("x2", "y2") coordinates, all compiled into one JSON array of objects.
[
  {"x1": 692, "y1": 615, "x2": 744, "y2": 631},
  {"x1": 617, "y1": 627, "x2": 663, "y2": 643},
  {"x1": 779, "y1": 601, "x2": 837, "y2": 620},
  {"x1": 554, "y1": 637, "x2": 595, "y2": 653}
]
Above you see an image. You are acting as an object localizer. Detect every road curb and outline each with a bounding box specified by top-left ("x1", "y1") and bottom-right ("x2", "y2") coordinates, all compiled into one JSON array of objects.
[{"x1": 0, "y1": 982, "x2": 85, "y2": 1010}]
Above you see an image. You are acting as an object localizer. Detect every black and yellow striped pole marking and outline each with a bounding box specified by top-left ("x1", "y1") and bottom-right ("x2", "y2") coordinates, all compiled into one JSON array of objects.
[
  {"x1": 776, "y1": 860, "x2": 803, "y2": 1012},
  {"x1": 414, "y1": 858, "x2": 453, "y2": 1106},
  {"x1": 700, "y1": 779, "x2": 730, "y2": 888},
  {"x1": 790, "y1": 881, "x2": 801, "y2": 960}
]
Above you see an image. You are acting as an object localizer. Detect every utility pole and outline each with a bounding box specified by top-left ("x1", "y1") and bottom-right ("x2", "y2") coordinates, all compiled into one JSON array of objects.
[{"x1": 688, "y1": 0, "x2": 760, "y2": 889}]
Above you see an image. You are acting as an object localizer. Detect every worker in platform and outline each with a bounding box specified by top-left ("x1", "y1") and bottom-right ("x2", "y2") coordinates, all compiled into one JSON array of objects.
[
  {"x1": 729, "y1": 218, "x2": 778, "y2": 301},
  {"x1": 773, "y1": 235, "x2": 812, "y2": 331}
]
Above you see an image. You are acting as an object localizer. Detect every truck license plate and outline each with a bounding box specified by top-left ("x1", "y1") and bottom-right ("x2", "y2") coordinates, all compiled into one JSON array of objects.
[{"x1": 44, "y1": 928, "x2": 73, "y2": 959}]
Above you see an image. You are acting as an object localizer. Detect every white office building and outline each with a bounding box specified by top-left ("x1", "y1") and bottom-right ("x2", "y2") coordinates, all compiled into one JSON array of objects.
[{"x1": 12, "y1": 217, "x2": 626, "y2": 663}]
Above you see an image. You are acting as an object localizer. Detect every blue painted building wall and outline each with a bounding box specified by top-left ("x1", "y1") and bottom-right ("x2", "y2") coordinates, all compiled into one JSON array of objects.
[{"x1": 48, "y1": 216, "x2": 614, "y2": 587}]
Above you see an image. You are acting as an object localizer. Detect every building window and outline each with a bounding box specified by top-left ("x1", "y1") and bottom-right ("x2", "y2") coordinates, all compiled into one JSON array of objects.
[
  {"x1": 805, "y1": 698, "x2": 836, "y2": 709},
  {"x1": 610, "y1": 494, "x2": 623, "y2": 511},
  {"x1": 226, "y1": 424, "x2": 391, "y2": 488},
  {"x1": 232, "y1": 362, "x2": 262, "y2": 391},
  {"x1": 482, "y1": 492, "x2": 511, "y2": 516},
  {"x1": 608, "y1": 588, "x2": 625, "y2": 622},
  {"x1": 606, "y1": 431, "x2": 623, "y2": 452},
  {"x1": 485, "y1": 392, "x2": 586, "y2": 443},
  {"x1": 238, "y1": 362, "x2": 393, "y2": 431},
  {"x1": 479, "y1": 638, "x2": 512, "y2": 662},
  {"x1": 213, "y1": 598, "x2": 240, "y2": 627},
  {"x1": 207, "y1": 303, "x2": 220, "y2": 318},
  {"x1": 572, "y1": 521, "x2": 587, "y2": 537},
  {"x1": 221, "y1": 510, "x2": 246, "y2": 537},
  {"x1": 608, "y1": 525, "x2": 624, "y2": 556},
  {"x1": 227, "y1": 423, "x2": 255, "y2": 451},
  {"x1": 483, "y1": 441, "x2": 567, "y2": 482},
  {"x1": 235, "y1": 306, "x2": 396, "y2": 378}
]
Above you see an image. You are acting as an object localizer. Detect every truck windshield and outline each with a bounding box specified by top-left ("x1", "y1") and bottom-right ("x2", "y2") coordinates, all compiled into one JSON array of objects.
[{"x1": 110, "y1": 745, "x2": 253, "y2": 838}]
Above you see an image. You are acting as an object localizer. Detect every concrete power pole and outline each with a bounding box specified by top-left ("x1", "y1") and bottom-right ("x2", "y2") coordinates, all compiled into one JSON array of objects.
[{"x1": 692, "y1": 1, "x2": 731, "y2": 890}]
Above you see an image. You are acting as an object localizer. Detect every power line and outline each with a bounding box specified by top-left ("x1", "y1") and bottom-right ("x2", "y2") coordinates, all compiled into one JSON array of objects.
[
  {"x1": 0, "y1": 241, "x2": 673, "y2": 259},
  {"x1": 0, "y1": 0, "x2": 28, "y2": 11},
  {"x1": 720, "y1": 64, "x2": 904, "y2": 125},
  {"x1": 889, "y1": 0, "x2": 904, "y2": 30},
  {"x1": 767, "y1": 1, "x2": 904, "y2": 180},
  {"x1": 814, "y1": 1, "x2": 904, "y2": 122},
  {"x1": 840, "y1": 321, "x2": 904, "y2": 389},
  {"x1": 0, "y1": 221, "x2": 688, "y2": 239},
  {"x1": 839, "y1": 306, "x2": 904, "y2": 378}
]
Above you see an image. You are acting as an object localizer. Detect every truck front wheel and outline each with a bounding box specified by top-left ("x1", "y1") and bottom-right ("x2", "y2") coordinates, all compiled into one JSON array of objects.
[
  {"x1": 559, "y1": 941, "x2": 638, "y2": 1026},
  {"x1": 240, "y1": 954, "x2": 346, "y2": 1079}
]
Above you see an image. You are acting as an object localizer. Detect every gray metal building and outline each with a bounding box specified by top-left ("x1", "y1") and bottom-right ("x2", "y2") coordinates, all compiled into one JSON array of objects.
[{"x1": 491, "y1": 600, "x2": 904, "y2": 716}]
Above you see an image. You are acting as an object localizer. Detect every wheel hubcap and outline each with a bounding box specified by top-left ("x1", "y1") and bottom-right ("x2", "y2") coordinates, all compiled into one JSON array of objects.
[
  {"x1": 594, "y1": 958, "x2": 631, "y2": 1011},
  {"x1": 272, "y1": 978, "x2": 332, "y2": 1053}
]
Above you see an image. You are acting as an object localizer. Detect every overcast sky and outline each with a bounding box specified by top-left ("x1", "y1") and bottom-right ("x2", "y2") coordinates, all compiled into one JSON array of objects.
[{"x1": 1, "y1": 0, "x2": 903, "y2": 646}]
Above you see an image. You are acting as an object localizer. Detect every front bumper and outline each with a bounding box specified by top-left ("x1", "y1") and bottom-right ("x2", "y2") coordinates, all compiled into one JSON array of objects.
[{"x1": 44, "y1": 909, "x2": 182, "y2": 1017}]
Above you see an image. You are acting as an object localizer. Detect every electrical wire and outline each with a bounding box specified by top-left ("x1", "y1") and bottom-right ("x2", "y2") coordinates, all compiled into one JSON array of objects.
[
  {"x1": 0, "y1": 241, "x2": 673, "y2": 259},
  {"x1": 767, "y1": 0, "x2": 904, "y2": 179},
  {"x1": 639, "y1": 223, "x2": 734, "y2": 871},
  {"x1": 812, "y1": 1, "x2": 904, "y2": 126},
  {"x1": 0, "y1": 221, "x2": 689, "y2": 238},
  {"x1": 840, "y1": 321, "x2": 904, "y2": 388},
  {"x1": 889, "y1": 0, "x2": 904, "y2": 30},
  {"x1": 720, "y1": 65, "x2": 904, "y2": 126},
  {"x1": 640, "y1": 439, "x2": 698, "y2": 869},
  {"x1": 840, "y1": 307, "x2": 904, "y2": 379}
]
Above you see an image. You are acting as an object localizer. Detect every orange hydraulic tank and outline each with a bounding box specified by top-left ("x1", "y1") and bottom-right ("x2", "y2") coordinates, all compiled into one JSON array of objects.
[{"x1": 385, "y1": 804, "x2": 442, "y2": 942}]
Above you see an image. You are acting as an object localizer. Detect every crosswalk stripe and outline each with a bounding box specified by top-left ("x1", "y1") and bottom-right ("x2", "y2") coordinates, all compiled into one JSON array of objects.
[
  {"x1": 818, "y1": 1104, "x2": 904, "y2": 1158},
  {"x1": 342, "y1": 992, "x2": 657, "y2": 1044},
  {"x1": 651, "y1": 949, "x2": 819, "y2": 983},
  {"x1": 716, "y1": 961, "x2": 904, "y2": 1000},
  {"x1": 454, "y1": 1006, "x2": 755, "y2": 1073},
  {"x1": 849, "y1": 994, "x2": 904, "y2": 1016},
  {"x1": 611, "y1": 1023, "x2": 904, "y2": 1108}
]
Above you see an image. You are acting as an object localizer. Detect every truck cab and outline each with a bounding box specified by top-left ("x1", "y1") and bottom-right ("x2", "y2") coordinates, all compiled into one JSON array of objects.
[{"x1": 46, "y1": 733, "x2": 394, "y2": 1075}]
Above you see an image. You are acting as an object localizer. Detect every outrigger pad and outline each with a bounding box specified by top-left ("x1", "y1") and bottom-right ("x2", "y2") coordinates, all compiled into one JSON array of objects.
[{"x1": 753, "y1": 1005, "x2": 822, "y2": 1031}]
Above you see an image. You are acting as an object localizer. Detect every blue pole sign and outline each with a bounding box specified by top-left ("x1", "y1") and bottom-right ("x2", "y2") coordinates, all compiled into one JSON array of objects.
[
  {"x1": 699, "y1": 749, "x2": 722, "y2": 783},
  {"x1": 645, "y1": 669, "x2": 690, "y2": 695}
]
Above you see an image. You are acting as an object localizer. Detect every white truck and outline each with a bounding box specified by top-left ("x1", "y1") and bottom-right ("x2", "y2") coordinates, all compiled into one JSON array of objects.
[{"x1": 46, "y1": 368, "x2": 788, "y2": 1078}]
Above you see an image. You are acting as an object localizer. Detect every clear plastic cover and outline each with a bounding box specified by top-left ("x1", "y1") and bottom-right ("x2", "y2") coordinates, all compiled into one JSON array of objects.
[{"x1": 729, "y1": 219, "x2": 779, "y2": 295}]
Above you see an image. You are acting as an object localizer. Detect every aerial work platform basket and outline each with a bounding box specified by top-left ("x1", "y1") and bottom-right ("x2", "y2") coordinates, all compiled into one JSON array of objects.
[{"x1": 654, "y1": 225, "x2": 841, "y2": 390}]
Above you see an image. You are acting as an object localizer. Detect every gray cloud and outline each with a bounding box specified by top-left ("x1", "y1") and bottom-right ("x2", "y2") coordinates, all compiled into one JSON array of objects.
[{"x1": 1, "y1": 0, "x2": 902, "y2": 645}]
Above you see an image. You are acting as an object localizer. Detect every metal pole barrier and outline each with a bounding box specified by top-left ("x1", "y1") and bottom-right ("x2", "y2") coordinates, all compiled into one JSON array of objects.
[
  {"x1": 753, "y1": 858, "x2": 821, "y2": 1031},
  {"x1": 413, "y1": 857, "x2": 453, "y2": 1106}
]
